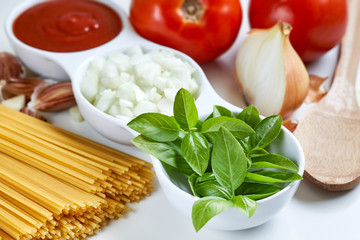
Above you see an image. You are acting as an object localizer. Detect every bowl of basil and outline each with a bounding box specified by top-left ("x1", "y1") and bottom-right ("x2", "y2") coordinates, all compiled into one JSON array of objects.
[{"x1": 128, "y1": 88, "x2": 305, "y2": 232}]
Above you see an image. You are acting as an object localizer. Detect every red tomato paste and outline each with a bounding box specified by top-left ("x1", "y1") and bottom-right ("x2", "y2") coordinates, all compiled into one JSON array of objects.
[{"x1": 13, "y1": 0, "x2": 122, "y2": 52}]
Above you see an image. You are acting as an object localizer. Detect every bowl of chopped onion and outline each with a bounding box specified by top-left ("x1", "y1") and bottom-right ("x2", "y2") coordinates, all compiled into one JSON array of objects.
[{"x1": 71, "y1": 43, "x2": 236, "y2": 145}]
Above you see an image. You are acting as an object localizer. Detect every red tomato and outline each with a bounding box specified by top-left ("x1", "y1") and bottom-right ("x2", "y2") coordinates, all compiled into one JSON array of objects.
[
  {"x1": 249, "y1": 0, "x2": 348, "y2": 63},
  {"x1": 129, "y1": 0, "x2": 242, "y2": 63}
]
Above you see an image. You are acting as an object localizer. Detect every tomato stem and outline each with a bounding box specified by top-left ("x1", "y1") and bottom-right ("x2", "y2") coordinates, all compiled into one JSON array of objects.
[{"x1": 181, "y1": 0, "x2": 204, "y2": 23}]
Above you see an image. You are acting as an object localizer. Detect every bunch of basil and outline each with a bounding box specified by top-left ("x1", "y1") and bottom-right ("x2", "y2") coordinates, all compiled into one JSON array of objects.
[{"x1": 128, "y1": 88, "x2": 302, "y2": 231}]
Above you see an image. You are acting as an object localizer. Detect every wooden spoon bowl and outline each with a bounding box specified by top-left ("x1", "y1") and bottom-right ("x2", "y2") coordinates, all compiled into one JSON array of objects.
[{"x1": 294, "y1": 0, "x2": 360, "y2": 191}]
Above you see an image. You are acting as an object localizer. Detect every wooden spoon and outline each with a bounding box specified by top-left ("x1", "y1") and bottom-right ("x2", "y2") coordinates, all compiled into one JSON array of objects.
[{"x1": 294, "y1": 0, "x2": 360, "y2": 191}]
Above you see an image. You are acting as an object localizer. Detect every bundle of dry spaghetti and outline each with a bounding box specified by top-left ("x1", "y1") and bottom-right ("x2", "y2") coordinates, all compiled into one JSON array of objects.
[{"x1": 0, "y1": 104, "x2": 154, "y2": 239}]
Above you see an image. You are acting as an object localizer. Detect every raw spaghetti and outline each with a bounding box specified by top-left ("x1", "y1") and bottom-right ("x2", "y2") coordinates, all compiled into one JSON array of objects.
[{"x1": 0, "y1": 104, "x2": 154, "y2": 239}]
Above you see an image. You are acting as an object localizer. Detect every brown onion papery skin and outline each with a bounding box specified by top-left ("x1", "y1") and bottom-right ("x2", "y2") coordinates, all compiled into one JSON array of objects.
[{"x1": 279, "y1": 23, "x2": 309, "y2": 118}]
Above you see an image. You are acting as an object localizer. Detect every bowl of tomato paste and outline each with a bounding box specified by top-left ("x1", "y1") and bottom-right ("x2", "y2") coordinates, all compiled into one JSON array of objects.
[{"x1": 5, "y1": 0, "x2": 132, "y2": 80}]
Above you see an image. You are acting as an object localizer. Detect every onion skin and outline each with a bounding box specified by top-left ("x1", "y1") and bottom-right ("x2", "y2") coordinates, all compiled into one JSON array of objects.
[{"x1": 280, "y1": 23, "x2": 309, "y2": 118}]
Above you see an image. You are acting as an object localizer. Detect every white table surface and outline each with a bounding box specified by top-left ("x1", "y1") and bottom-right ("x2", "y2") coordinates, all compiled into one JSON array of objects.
[{"x1": 1, "y1": 1, "x2": 360, "y2": 240}]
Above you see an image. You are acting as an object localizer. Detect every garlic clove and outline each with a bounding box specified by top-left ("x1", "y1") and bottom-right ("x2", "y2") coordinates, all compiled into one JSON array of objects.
[
  {"x1": 1, "y1": 77, "x2": 43, "y2": 101},
  {"x1": 20, "y1": 107, "x2": 47, "y2": 122},
  {"x1": 235, "y1": 22, "x2": 309, "y2": 118},
  {"x1": 0, "y1": 52, "x2": 25, "y2": 80},
  {"x1": 30, "y1": 81, "x2": 76, "y2": 112}
]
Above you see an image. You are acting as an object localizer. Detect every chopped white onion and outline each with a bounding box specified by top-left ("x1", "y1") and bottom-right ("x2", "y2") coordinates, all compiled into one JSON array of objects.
[
  {"x1": 119, "y1": 98, "x2": 134, "y2": 108},
  {"x1": 1, "y1": 94, "x2": 25, "y2": 111},
  {"x1": 163, "y1": 88, "x2": 178, "y2": 102},
  {"x1": 133, "y1": 100, "x2": 158, "y2": 116},
  {"x1": 157, "y1": 98, "x2": 173, "y2": 116},
  {"x1": 69, "y1": 106, "x2": 84, "y2": 122},
  {"x1": 88, "y1": 56, "x2": 106, "y2": 72},
  {"x1": 100, "y1": 61, "x2": 120, "y2": 89},
  {"x1": 81, "y1": 69, "x2": 99, "y2": 102},
  {"x1": 81, "y1": 46, "x2": 200, "y2": 120},
  {"x1": 94, "y1": 89, "x2": 116, "y2": 112},
  {"x1": 108, "y1": 51, "x2": 131, "y2": 72},
  {"x1": 124, "y1": 45, "x2": 143, "y2": 57}
]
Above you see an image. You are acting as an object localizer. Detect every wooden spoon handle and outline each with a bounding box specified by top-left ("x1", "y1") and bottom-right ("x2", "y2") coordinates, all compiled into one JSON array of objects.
[
  {"x1": 319, "y1": 0, "x2": 360, "y2": 117},
  {"x1": 327, "y1": 0, "x2": 360, "y2": 94}
]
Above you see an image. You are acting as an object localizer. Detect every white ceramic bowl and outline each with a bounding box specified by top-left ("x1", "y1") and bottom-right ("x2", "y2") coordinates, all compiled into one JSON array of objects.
[
  {"x1": 5, "y1": 0, "x2": 131, "y2": 80},
  {"x1": 151, "y1": 113, "x2": 305, "y2": 230},
  {"x1": 71, "y1": 44, "x2": 224, "y2": 145}
]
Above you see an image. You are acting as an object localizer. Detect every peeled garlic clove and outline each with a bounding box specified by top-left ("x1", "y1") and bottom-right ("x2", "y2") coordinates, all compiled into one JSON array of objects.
[
  {"x1": 69, "y1": 106, "x2": 84, "y2": 122},
  {"x1": 1, "y1": 94, "x2": 26, "y2": 111},
  {"x1": 235, "y1": 22, "x2": 309, "y2": 118}
]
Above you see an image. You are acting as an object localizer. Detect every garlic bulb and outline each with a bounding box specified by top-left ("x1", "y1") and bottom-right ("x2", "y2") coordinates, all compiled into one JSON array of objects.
[{"x1": 235, "y1": 22, "x2": 309, "y2": 118}]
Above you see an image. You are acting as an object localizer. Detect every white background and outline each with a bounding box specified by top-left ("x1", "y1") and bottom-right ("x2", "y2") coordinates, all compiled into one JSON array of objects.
[{"x1": 1, "y1": 0, "x2": 360, "y2": 239}]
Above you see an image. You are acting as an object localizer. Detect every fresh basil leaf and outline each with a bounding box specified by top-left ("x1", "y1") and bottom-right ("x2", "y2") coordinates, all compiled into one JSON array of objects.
[
  {"x1": 196, "y1": 120, "x2": 204, "y2": 130},
  {"x1": 231, "y1": 195, "x2": 257, "y2": 218},
  {"x1": 238, "y1": 139, "x2": 252, "y2": 169},
  {"x1": 131, "y1": 136, "x2": 193, "y2": 176},
  {"x1": 201, "y1": 116, "x2": 254, "y2": 143},
  {"x1": 245, "y1": 192, "x2": 279, "y2": 200},
  {"x1": 127, "y1": 113, "x2": 180, "y2": 142},
  {"x1": 236, "y1": 105, "x2": 261, "y2": 128},
  {"x1": 245, "y1": 171, "x2": 302, "y2": 183},
  {"x1": 255, "y1": 170, "x2": 303, "y2": 180},
  {"x1": 205, "y1": 105, "x2": 235, "y2": 121},
  {"x1": 188, "y1": 174, "x2": 201, "y2": 197},
  {"x1": 192, "y1": 196, "x2": 233, "y2": 232},
  {"x1": 212, "y1": 127, "x2": 247, "y2": 193},
  {"x1": 178, "y1": 131, "x2": 186, "y2": 139},
  {"x1": 246, "y1": 157, "x2": 252, "y2": 169},
  {"x1": 235, "y1": 182, "x2": 282, "y2": 200},
  {"x1": 248, "y1": 148, "x2": 269, "y2": 157},
  {"x1": 249, "y1": 115, "x2": 282, "y2": 149},
  {"x1": 181, "y1": 132, "x2": 210, "y2": 175},
  {"x1": 204, "y1": 113, "x2": 214, "y2": 121},
  {"x1": 194, "y1": 179, "x2": 232, "y2": 199},
  {"x1": 167, "y1": 137, "x2": 183, "y2": 155},
  {"x1": 196, "y1": 172, "x2": 216, "y2": 182},
  {"x1": 213, "y1": 105, "x2": 235, "y2": 118},
  {"x1": 192, "y1": 172, "x2": 233, "y2": 199},
  {"x1": 173, "y1": 88, "x2": 198, "y2": 130},
  {"x1": 250, "y1": 154, "x2": 299, "y2": 171},
  {"x1": 239, "y1": 138, "x2": 252, "y2": 154}
]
